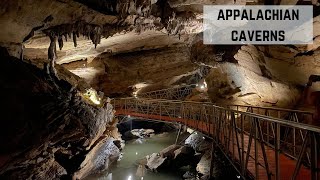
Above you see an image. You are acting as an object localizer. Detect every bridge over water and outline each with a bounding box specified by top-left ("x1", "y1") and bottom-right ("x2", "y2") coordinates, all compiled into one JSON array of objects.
[{"x1": 112, "y1": 97, "x2": 320, "y2": 180}]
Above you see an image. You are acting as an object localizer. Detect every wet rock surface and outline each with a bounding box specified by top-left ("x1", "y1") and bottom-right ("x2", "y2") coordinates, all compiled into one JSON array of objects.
[
  {"x1": 141, "y1": 131, "x2": 238, "y2": 179},
  {"x1": 124, "y1": 129, "x2": 155, "y2": 140},
  {"x1": 73, "y1": 138, "x2": 121, "y2": 179},
  {"x1": 145, "y1": 144, "x2": 196, "y2": 171}
]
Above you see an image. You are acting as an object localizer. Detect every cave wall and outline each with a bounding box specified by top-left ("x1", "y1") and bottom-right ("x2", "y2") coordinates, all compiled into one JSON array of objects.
[
  {"x1": 0, "y1": 47, "x2": 120, "y2": 179},
  {"x1": 206, "y1": 63, "x2": 300, "y2": 107},
  {"x1": 62, "y1": 45, "x2": 198, "y2": 97}
]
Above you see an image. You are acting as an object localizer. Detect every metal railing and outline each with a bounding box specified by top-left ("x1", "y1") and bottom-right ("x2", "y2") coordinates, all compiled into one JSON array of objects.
[
  {"x1": 227, "y1": 104, "x2": 313, "y2": 122},
  {"x1": 113, "y1": 98, "x2": 320, "y2": 180},
  {"x1": 138, "y1": 84, "x2": 196, "y2": 100}
]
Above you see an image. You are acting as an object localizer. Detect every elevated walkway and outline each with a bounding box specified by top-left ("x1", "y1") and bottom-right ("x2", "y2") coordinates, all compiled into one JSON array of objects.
[{"x1": 113, "y1": 98, "x2": 320, "y2": 180}]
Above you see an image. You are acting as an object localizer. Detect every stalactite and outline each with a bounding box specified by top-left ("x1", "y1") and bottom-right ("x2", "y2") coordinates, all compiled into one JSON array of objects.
[
  {"x1": 68, "y1": 32, "x2": 72, "y2": 39},
  {"x1": 58, "y1": 35, "x2": 63, "y2": 50},
  {"x1": 48, "y1": 33, "x2": 57, "y2": 61},
  {"x1": 73, "y1": 32, "x2": 77, "y2": 47},
  {"x1": 46, "y1": 32, "x2": 59, "y2": 80},
  {"x1": 43, "y1": 22, "x2": 113, "y2": 50},
  {"x1": 64, "y1": 34, "x2": 68, "y2": 42}
]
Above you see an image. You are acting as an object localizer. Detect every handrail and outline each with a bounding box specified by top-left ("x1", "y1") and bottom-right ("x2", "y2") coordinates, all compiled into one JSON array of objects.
[
  {"x1": 138, "y1": 84, "x2": 196, "y2": 94},
  {"x1": 137, "y1": 83, "x2": 313, "y2": 115},
  {"x1": 112, "y1": 97, "x2": 320, "y2": 179},
  {"x1": 113, "y1": 98, "x2": 318, "y2": 132},
  {"x1": 138, "y1": 84, "x2": 196, "y2": 100},
  {"x1": 115, "y1": 97, "x2": 313, "y2": 115},
  {"x1": 227, "y1": 104, "x2": 314, "y2": 114}
]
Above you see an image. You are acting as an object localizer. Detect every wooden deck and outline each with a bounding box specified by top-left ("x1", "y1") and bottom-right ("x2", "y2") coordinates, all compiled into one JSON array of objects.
[{"x1": 115, "y1": 109, "x2": 314, "y2": 180}]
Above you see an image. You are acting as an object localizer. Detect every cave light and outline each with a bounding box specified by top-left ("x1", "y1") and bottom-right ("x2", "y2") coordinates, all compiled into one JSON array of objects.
[
  {"x1": 132, "y1": 82, "x2": 149, "y2": 98},
  {"x1": 127, "y1": 175, "x2": 132, "y2": 180},
  {"x1": 198, "y1": 79, "x2": 208, "y2": 90},
  {"x1": 82, "y1": 88, "x2": 101, "y2": 105},
  {"x1": 133, "y1": 92, "x2": 138, "y2": 98},
  {"x1": 203, "y1": 79, "x2": 208, "y2": 88}
]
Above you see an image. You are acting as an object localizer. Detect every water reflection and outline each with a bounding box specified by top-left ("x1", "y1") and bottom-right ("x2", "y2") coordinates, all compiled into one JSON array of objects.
[{"x1": 86, "y1": 132, "x2": 181, "y2": 180}]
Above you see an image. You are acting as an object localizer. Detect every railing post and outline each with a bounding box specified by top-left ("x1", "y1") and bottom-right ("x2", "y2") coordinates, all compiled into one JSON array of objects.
[
  {"x1": 241, "y1": 114, "x2": 245, "y2": 175},
  {"x1": 209, "y1": 141, "x2": 216, "y2": 178},
  {"x1": 293, "y1": 114, "x2": 296, "y2": 157},
  {"x1": 254, "y1": 118, "x2": 259, "y2": 180},
  {"x1": 275, "y1": 123, "x2": 280, "y2": 180},
  {"x1": 125, "y1": 99, "x2": 127, "y2": 114},
  {"x1": 175, "y1": 124, "x2": 182, "y2": 145},
  {"x1": 266, "y1": 110, "x2": 270, "y2": 145},
  {"x1": 159, "y1": 102, "x2": 162, "y2": 121},
  {"x1": 147, "y1": 100, "x2": 149, "y2": 117},
  {"x1": 311, "y1": 132, "x2": 318, "y2": 180},
  {"x1": 292, "y1": 131, "x2": 309, "y2": 180},
  {"x1": 256, "y1": 118, "x2": 271, "y2": 180}
]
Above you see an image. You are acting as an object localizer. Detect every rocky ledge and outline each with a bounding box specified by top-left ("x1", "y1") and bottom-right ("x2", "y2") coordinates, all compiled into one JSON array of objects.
[{"x1": 0, "y1": 47, "x2": 121, "y2": 180}]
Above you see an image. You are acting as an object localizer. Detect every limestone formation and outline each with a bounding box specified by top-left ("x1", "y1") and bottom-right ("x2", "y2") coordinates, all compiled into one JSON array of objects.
[{"x1": 1, "y1": 0, "x2": 320, "y2": 179}]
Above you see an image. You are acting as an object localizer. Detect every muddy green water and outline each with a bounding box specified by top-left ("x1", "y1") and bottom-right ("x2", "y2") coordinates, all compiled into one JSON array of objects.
[{"x1": 87, "y1": 132, "x2": 183, "y2": 180}]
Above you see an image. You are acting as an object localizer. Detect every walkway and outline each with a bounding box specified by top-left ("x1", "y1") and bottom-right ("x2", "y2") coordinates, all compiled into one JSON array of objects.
[{"x1": 113, "y1": 98, "x2": 320, "y2": 180}]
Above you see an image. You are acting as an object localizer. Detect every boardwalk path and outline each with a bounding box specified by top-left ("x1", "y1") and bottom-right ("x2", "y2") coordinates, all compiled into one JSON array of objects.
[{"x1": 113, "y1": 98, "x2": 320, "y2": 180}]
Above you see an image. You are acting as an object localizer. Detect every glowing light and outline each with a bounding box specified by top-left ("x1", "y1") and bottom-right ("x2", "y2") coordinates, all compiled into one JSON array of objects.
[
  {"x1": 133, "y1": 92, "x2": 138, "y2": 98},
  {"x1": 141, "y1": 177, "x2": 144, "y2": 180},
  {"x1": 136, "y1": 152, "x2": 138, "y2": 155},
  {"x1": 198, "y1": 79, "x2": 208, "y2": 90},
  {"x1": 128, "y1": 175, "x2": 132, "y2": 180},
  {"x1": 202, "y1": 136, "x2": 205, "y2": 139},
  {"x1": 82, "y1": 88, "x2": 101, "y2": 105},
  {"x1": 237, "y1": 175, "x2": 241, "y2": 179},
  {"x1": 195, "y1": 132, "x2": 198, "y2": 135}
]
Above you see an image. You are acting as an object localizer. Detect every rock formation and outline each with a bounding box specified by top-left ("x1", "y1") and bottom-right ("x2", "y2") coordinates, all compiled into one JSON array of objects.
[
  {"x1": 1, "y1": 0, "x2": 320, "y2": 179},
  {"x1": 0, "y1": 47, "x2": 121, "y2": 179}
]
